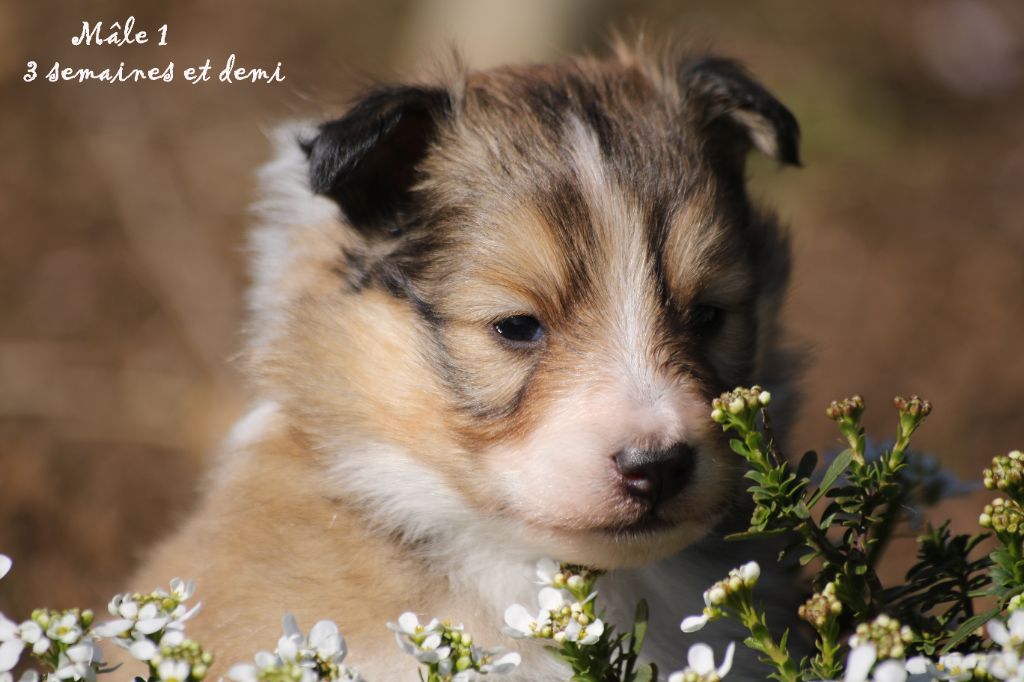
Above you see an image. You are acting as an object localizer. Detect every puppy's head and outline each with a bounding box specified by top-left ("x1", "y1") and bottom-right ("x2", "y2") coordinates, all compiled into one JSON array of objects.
[{"x1": 248, "y1": 48, "x2": 799, "y2": 568}]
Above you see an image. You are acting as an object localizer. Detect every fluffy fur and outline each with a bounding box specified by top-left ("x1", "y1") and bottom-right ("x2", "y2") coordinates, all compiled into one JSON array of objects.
[{"x1": 132, "y1": 42, "x2": 802, "y2": 680}]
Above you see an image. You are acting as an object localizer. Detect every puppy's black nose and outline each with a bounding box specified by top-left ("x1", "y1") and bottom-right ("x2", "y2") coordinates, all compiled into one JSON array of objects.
[{"x1": 614, "y1": 443, "x2": 696, "y2": 506}]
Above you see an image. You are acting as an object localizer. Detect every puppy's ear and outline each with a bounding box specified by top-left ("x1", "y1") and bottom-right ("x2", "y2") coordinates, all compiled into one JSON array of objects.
[
  {"x1": 303, "y1": 85, "x2": 451, "y2": 235},
  {"x1": 682, "y1": 57, "x2": 801, "y2": 167}
]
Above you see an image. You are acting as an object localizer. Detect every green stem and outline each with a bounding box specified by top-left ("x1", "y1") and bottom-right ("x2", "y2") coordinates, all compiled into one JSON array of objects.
[{"x1": 737, "y1": 603, "x2": 799, "y2": 682}]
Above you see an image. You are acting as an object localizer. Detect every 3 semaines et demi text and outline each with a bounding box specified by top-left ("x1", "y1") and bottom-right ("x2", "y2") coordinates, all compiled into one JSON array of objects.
[{"x1": 23, "y1": 17, "x2": 286, "y2": 85}]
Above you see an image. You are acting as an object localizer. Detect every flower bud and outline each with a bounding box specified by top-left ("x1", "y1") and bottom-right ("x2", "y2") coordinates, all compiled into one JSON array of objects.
[
  {"x1": 728, "y1": 398, "x2": 745, "y2": 414},
  {"x1": 566, "y1": 575, "x2": 584, "y2": 590},
  {"x1": 708, "y1": 586, "x2": 727, "y2": 605}
]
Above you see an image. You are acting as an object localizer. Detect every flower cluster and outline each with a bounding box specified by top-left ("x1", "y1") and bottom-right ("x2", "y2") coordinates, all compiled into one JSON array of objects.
[
  {"x1": 826, "y1": 395, "x2": 865, "y2": 422},
  {"x1": 711, "y1": 386, "x2": 771, "y2": 425},
  {"x1": 980, "y1": 498, "x2": 1024, "y2": 536},
  {"x1": 504, "y1": 561, "x2": 604, "y2": 647},
  {"x1": 96, "y1": 578, "x2": 210, "y2": 681},
  {"x1": 680, "y1": 562, "x2": 759, "y2": 634},
  {"x1": 0, "y1": 607, "x2": 103, "y2": 681},
  {"x1": 799, "y1": 583, "x2": 843, "y2": 629},
  {"x1": 389, "y1": 613, "x2": 518, "y2": 682},
  {"x1": 228, "y1": 615, "x2": 361, "y2": 682},
  {"x1": 985, "y1": 452, "x2": 1024, "y2": 499},
  {"x1": 848, "y1": 615, "x2": 914, "y2": 661},
  {"x1": 892, "y1": 396, "x2": 933, "y2": 419}
]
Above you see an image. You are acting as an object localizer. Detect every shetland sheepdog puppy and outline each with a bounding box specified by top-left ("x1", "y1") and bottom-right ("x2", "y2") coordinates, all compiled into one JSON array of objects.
[{"x1": 133, "y1": 41, "x2": 802, "y2": 680}]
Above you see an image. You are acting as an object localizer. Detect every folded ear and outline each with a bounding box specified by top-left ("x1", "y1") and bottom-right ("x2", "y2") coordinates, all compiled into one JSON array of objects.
[
  {"x1": 302, "y1": 85, "x2": 452, "y2": 235},
  {"x1": 681, "y1": 57, "x2": 801, "y2": 167}
]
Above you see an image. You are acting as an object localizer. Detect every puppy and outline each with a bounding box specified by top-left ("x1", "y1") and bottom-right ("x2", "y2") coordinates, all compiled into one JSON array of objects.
[{"x1": 132, "y1": 42, "x2": 801, "y2": 680}]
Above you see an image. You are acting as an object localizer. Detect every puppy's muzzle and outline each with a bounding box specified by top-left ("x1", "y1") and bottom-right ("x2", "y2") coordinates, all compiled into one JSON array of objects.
[{"x1": 614, "y1": 443, "x2": 697, "y2": 507}]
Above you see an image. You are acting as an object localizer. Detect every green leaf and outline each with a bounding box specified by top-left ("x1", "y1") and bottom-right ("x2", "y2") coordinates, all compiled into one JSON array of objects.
[
  {"x1": 633, "y1": 663, "x2": 655, "y2": 682},
  {"x1": 631, "y1": 599, "x2": 648, "y2": 653},
  {"x1": 731, "y1": 438, "x2": 751, "y2": 457},
  {"x1": 796, "y1": 450, "x2": 819, "y2": 481},
  {"x1": 808, "y1": 449, "x2": 854, "y2": 507},
  {"x1": 941, "y1": 607, "x2": 1002, "y2": 653}
]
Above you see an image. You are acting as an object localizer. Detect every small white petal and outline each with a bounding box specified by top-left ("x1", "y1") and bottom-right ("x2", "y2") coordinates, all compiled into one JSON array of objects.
[
  {"x1": 0, "y1": 616, "x2": 16, "y2": 642},
  {"x1": 253, "y1": 651, "x2": 277, "y2": 668},
  {"x1": 281, "y1": 614, "x2": 302, "y2": 640},
  {"x1": 277, "y1": 635, "x2": 299, "y2": 662},
  {"x1": 1009, "y1": 610, "x2": 1024, "y2": 636},
  {"x1": 503, "y1": 605, "x2": 535, "y2": 636},
  {"x1": 989, "y1": 619, "x2": 1010, "y2": 646},
  {"x1": 135, "y1": 617, "x2": 169, "y2": 635},
  {"x1": 0, "y1": 640, "x2": 25, "y2": 673},
  {"x1": 687, "y1": 643, "x2": 715, "y2": 675},
  {"x1": 667, "y1": 673, "x2": 685, "y2": 682},
  {"x1": 130, "y1": 639, "x2": 158, "y2": 661},
  {"x1": 579, "y1": 618, "x2": 604, "y2": 646},
  {"x1": 19, "y1": 670, "x2": 39, "y2": 682},
  {"x1": 137, "y1": 604, "x2": 159, "y2": 621},
  {"x1": 160, "y1": 629, "x2": 185, "y2": 647},
  {"x1": 91, "y1": 619, "x2": 133, "y2": 638},
  {"x1": 872, "y1": 660, "x2": 908, "y2": 682},
  {"x1": 30, "y1": 638, "x2": 49, "y2": 656},
  {"x1": 68, "y1": 642, "x2": 98, "y2": 664},
  {"x1": 538, "y1": 587, "x2": 566, "y2": 612},
  {"x1": 0, "y1": 556, "x2": 10, "y2": 581},
  {"x1": 397, "y1": 612, "x2": 419, "y2": 635},
  {"x1": 905, "y1": 656, "x2": 933, "y2": 675},
  {"x1": 226, "y1": 664, "x2": 258, "y2": 682},
  {"x1": 117, "y1": 601, "x2": 139, "y2": 620},
  {"x1": 680, "y1": 614, "x2": 709, "y2": 633},
  {"x1": 174, "y1": 602, "x2": 201, "y2": 624},
  {"x1": 489, "y1": 651, "x2": 521, "y2": 673},
  {"x1": 309, "y1": 621, "x2": 341, "y2": 657},
  {"x1": 844, "y1": 645, "x2": 877, "y2": 682},
  {"x1": 535, "y1": 558, "x2": 559, "y2": 584},
  {"x1": 718, "y1": 642, "x2": 736, "y2": 677}
]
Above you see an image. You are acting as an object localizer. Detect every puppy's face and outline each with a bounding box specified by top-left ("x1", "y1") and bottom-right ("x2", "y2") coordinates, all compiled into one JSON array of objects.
[{"x1": 254, "y1": 53, "x2": 799, "y2": 568}]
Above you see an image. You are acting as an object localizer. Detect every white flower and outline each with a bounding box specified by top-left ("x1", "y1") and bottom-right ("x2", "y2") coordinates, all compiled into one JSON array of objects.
[
  {"x1": 681, "y1": 590, "x2": 723, "y2": 633},
  {"x1": 535, "y1": 558, "x2": 560, "y2": 585},
  {"x1": 155, "y1": 658, "x2": 190, "y2": 682},
  {"x1": 990, "y1": 611, "x2": 1024, "y2": 649},
  {"x1": 739, "y1": 562, "x2": 760, "y2": 587},
  {"x1": 565, "y1": 617, "x2": 604, "y2": 646},
  {"x1": 668, "y1": 642, "x2": 736, "y2": 681},
  {"x1": 53, "y1": 641, "x2": 100, "y2": 681},
  {"x1": 0, "y1": 639, "x2": 24, "y2": 674},
  {"x1": 308, "y1": 619, "x2": 347, "y2": 663},
  {"x1": 169, "y1": 579, "x2": 195, "y2": 602},
  {"x1": 46, "y1": 614, "x2": 83, "y2": 646},
  {"x1": 990, "y1": 648, "x2": 1021, "y2": 680},
  {"x1": 504, "y1": 587, "x2": 566, "y2": 639},
  {"x1": 479, "y1": 651, "x2": 521, "y2": 674},
  {"x1": 0, "y1": 556, "x2": 10, "y2": 582}
]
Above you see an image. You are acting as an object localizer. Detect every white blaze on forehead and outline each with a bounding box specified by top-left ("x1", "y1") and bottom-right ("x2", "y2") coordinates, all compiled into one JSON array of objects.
[{"x1": 564, "y1": 116, "x2": 664, "y2": 404}]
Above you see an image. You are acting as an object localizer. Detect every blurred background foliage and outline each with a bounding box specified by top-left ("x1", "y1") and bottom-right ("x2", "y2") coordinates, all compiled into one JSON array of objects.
[{"x1": 0, "y1": 0, "x2": 1022, "y2": 617}]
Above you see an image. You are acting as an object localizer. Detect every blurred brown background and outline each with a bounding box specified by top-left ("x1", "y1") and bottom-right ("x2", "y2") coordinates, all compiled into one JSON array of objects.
[{"x1": 1, "y1": 0, "x2": 1022, "y2": 616}]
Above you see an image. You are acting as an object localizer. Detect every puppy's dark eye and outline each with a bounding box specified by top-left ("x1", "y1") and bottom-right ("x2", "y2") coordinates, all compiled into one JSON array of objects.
[
  {"x1": 493, "y1": 315, "x2": 544, "y2": 344},
  {"x1": 688, "y1": 304, "x2": 724, "y2": 333}
]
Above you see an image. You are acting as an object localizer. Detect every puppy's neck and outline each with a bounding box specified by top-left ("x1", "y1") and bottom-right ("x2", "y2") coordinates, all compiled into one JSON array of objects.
[{"x1": 215, "y1": 401, "x2": 544, "y2": 624}]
